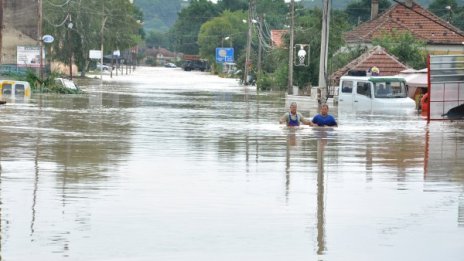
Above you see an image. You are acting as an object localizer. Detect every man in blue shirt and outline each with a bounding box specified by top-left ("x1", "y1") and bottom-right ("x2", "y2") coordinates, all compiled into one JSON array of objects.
[{"x1": 312, "y1": 104, "x2": 337, "y2": 127}]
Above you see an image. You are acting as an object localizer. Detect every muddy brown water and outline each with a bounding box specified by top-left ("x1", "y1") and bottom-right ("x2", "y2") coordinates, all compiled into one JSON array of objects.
[{"x1": 0, "y1": 67, "x2": 463, "y2": 260}]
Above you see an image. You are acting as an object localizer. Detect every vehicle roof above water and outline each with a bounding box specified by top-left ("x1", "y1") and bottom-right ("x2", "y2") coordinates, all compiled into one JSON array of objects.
[
  {"x1": 340, "y1": 75, "x2": 406, "y2": 83},
  {"x1": 0, "y1": 80, "x2": 31, "y2": 86}
]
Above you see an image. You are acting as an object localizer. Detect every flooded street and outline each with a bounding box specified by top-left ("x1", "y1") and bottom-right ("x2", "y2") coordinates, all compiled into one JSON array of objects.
[{"x1": 1, "y1": 67, "x2": 463, "y2": 260}]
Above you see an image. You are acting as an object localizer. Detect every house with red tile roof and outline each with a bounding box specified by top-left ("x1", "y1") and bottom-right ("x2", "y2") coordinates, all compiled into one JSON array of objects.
[
  {"x1": 271, "y1": 30, "x2": 288, "y2": 48},
  {"x1": 330, "y1": 45, "x2": 410, "y2": 86},
  {"x1": 344, "y1": 0, "x2": 464, "y2": 54}
]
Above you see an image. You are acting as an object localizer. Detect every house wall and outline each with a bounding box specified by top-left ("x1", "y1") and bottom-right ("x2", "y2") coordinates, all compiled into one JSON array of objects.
[
  {"x1": 426, "y1": 45, "x2": 464, "y2": 55},
  {"x1": 1, "y1": 0, "x2": 39, "y2": 64}
]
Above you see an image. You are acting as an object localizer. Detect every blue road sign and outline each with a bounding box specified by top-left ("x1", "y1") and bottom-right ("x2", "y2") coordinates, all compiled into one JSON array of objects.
[{"x1": 216, "y1": 48, "x2": 234, "y2": 63}]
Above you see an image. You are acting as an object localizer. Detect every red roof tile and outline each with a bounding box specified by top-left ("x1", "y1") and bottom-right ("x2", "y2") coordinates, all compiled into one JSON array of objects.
[
  {"x1": 330, "y1": 46, "x2": 410, "y2": 85},
  {"x1": 344, "y1": 2, "x2": 464, "y2": 45},
  {"x1": 271, "y1": 30, "x2": 288, "y2": 48}
]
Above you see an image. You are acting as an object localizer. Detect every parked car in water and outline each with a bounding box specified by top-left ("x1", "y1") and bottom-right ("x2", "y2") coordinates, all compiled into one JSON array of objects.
[
  {"x1": 96, "y1": 63, "x2": 111, "y2": 71},
  {"x1": 182, "y1": 60, "x2": 209, "y2": 71},
  {"x1": 55, "y1": 78, "x2": 78, "y2": 90},
  {"x1": 0, "y1": 80, "x2": 31, "y2": 100},
  {"x1": 164, "y1": 62, "x2": 177, "y2": 68},
  {"x1": 337, "y1": 75, "x2": 415, "y2": 113}
]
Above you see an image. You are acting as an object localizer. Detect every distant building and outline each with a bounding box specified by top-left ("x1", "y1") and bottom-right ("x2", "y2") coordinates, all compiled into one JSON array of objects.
[
  {"x1": 270, "y1": 30, "x2": 288, "y2": 48},
  {"x1": 1, "y1": 0, "x2": 39, "y2": 64}
]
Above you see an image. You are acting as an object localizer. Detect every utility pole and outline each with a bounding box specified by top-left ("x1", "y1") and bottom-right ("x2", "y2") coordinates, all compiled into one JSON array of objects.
[
  {"x1": 38, "y1": 0, "x2": 43, "y2": 79},
  {"x1": 0, "y1": 0, "x2": 3, "y2": 64},
  {"x1": 288, "y1": 0, "x2": 295, "y2": 95},
  {"x1": 100, "y1": 1, "x2": 107, "y2": 82},
  {"x1": 257, "y1": 16, "x2": 263, "y2": 77},
  {"x1": 68, "y1": 13, "x2": 73, "y2": 80},
  {"x1": 318, "y1": 0, "x2": 331, "y2": 103},
  {"x1": 244, "y1": 0, "x2": 254, "y2": 85}
]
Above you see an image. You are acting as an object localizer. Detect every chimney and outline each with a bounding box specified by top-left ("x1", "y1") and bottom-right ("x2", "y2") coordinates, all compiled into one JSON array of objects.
[
  {"x1": 371, "y1": 0, "x2": 379, "y2": 20},
  {"x1": 405, "y1": 0, "x2": 414, "y2": 8}
]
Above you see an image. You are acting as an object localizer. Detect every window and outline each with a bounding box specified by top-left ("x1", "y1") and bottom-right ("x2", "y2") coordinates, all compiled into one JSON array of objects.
[
  {"x1": 2, "y1": 84, "x2": 12, "y2": 95},
  {"x1": 341, "y1": 80, "x2": 353, "y2": 93},
  {"x1": 374, "y1": 81, "x2": 407, "y2": 98},
  {"x1": 15, "y1": 84, "x2": 25, "y2": 95},
  {"x1": 357, "y1": 82, "x2": 371, "y2": 98}
]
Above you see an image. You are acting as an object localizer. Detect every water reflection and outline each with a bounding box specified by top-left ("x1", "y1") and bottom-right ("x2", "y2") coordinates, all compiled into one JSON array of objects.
[
  {"x1": 0, "y1": 68, "x2": 463, "y2": 260},
  {"x1": 315, "y1": 131, "x2": 328, "y2": 256}
]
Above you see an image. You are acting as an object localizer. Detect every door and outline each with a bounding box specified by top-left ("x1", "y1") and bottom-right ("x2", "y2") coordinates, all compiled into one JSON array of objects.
[
  {"x1": 353, "y1": 81, "x2": 373, "y2": 111},
  {"x1": 338, "y1": 80, "x2": 354, "y2": 109}
]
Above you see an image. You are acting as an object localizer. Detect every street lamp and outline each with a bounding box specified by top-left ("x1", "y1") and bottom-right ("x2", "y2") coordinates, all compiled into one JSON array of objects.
[
  {"x1": 222, "y1": 36, "x2": 231, "y2": 47},
  {"x1": 67, "y1": 21, "x2": 74, "y2": 80},
  {"x1": 40, "y1": 35, "x2": 54, "y2": 81}
]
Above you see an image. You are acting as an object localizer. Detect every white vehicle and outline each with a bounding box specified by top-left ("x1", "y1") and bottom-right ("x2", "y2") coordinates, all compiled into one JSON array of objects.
[
  {"x1": 0, "y1": 80, "x2": 31, "y2": 99},
  {"x1": 96, "y1": 63, "x2": 111, "y2": 71},
  {"x1": 55, "y1": 78, "x2": 78, "y2": 90},
  {"x1": 337, "y1": 76, "x2": 416, "y2": 113}
]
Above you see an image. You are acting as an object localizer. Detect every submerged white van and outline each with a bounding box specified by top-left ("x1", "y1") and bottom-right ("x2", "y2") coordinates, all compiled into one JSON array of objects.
[{"x1": 337, "y1": 76, "x2": 416, "y2": 112}]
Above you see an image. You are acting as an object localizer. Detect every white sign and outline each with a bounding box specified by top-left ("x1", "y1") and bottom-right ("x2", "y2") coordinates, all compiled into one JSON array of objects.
[
  {"x1": 89, "y1": 50, "x2": 102, "y2": 59},
  {"x1": 16, "y1": 46, "x2": 43, "y2": 67},
  {"x1": 113, "y1": 50, "x2": 120, "y2": 57},
  {"x1": 42, "y1": 35, "x2": 54, "y2": 43}
]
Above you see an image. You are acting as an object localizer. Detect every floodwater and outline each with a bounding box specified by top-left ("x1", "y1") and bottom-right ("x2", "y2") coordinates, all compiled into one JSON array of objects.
[{"x1": 0, "y1": 67, "x2": 463, "y2": 260}]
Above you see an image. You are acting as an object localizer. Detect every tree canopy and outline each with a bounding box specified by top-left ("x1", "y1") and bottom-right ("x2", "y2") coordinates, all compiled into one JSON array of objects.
[
  {"x1": 372, "y1": 30, "x2": 427, "y2": 69},
  {"x1": 198, "y1": 10, "x2": 248, "y2": 63},
  {"x1": 170, "y1": 0, "x2": 221, "y2": 55},
  {"x1": 44, "y1": 0, "x2": 144, "y2": 76},
  {"x1": 428, "y1": 0, "x2": 464, "y2": 30},
  {"x1": 134, "y1": 0, "x2": 182, "y2": 32},
  {"x1": 345, "y1": 0, "x2": 391, "y2": 25}
]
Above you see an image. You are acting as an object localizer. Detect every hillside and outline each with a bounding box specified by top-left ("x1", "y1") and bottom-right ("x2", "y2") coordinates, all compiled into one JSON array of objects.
[
  {"x1": 134, "y1": 0, "x2": 183, "y2": 32},
  {"x1": 136, "y1": 0, "x2": 436, "y2": 33}
]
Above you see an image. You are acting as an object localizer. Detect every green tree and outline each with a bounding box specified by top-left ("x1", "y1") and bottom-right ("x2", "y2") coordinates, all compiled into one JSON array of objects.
[
  {"x1": 254, "y1": 7, "x2": 352, "y2": 90},
  {"x1": 170, "y1": 0, "x2": 221, "y2": 55},
  {"x1": 372, "y1": 30, "x2": 427, "y2": 69},
  {"x1": 345, "y1": 0, "x2": 391, "y2": 25},
  {"x1": 198, "y1": 10, "x2": 247, "y2": 71},
  {"x1": 428, "y1": 0, "x2": 464, "y2": 30},
  {"x1": 146, "y1": 31, "x2": 170, "y2": 49},
  {"x1": 218, "y1": 0, "x2": 248, "y2": 11},
  {"x1": 428, "y1": 0, "x2": 458, "y2": 17},
  {"x1": 293, "y1": 9, "x2": 352, "y2": 88},
  {"x1": 134, "y1": 0, "x2": 182, "y2": 32},
  {"x1": 44, "y1": 0, "x2": 144, "y2": 77},
  {"x1": 256, "y1": 0, "x2": 289, "y2": 29}
]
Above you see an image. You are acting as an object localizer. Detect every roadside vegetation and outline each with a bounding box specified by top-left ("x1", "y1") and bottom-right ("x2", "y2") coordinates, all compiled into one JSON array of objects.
[
  {"x1": 27, "y1": 72, "x2": 82, "y2": 94},
  {"x1": 43, "y1": 0, "x2": 144, "y2": 78},
  {"x1": 38, "y1": 0, "x2": 464, "y2": 92},
  {"x1": 139, "y1": 0, "x2": 463, "y2": 91}
]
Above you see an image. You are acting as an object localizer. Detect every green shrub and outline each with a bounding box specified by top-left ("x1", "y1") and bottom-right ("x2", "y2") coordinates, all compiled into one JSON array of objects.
[{"x1": 256, "y1": 73, "x2": 273, "y2": 91}]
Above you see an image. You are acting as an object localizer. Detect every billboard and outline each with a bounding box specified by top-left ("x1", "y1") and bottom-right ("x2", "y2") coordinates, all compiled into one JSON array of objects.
[
  {"x1": 17, "y1": 46, "x2": 43, "y2": 67},
  {"x1": 216, "y1": 48, "x2": 234, "y2": 63},
  {"x1": 89, "y1": 50, "x2": 102, "y2": 59}
]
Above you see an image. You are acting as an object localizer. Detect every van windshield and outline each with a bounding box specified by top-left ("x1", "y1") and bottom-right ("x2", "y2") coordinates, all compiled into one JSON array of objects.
[{"x1": 374, "y1": 81, "x2": 407, "y2": 98}]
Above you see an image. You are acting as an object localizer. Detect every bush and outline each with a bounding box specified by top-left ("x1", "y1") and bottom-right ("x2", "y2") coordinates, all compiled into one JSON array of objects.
[
  {"x1": 256, "y1": 73, "x2": 273, "y2": 91},
  {"x1": 145, "y1": 57, "x2": 156, "y2": 66},
  {"x1": 26, "y1": 71, "x2": 82, "y2": 94}
]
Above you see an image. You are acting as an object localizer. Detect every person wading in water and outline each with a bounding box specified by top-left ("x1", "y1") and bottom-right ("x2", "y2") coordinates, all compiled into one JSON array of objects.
[{"x1": 279, "y1": 102, "x2": 313, "y2": 127}]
